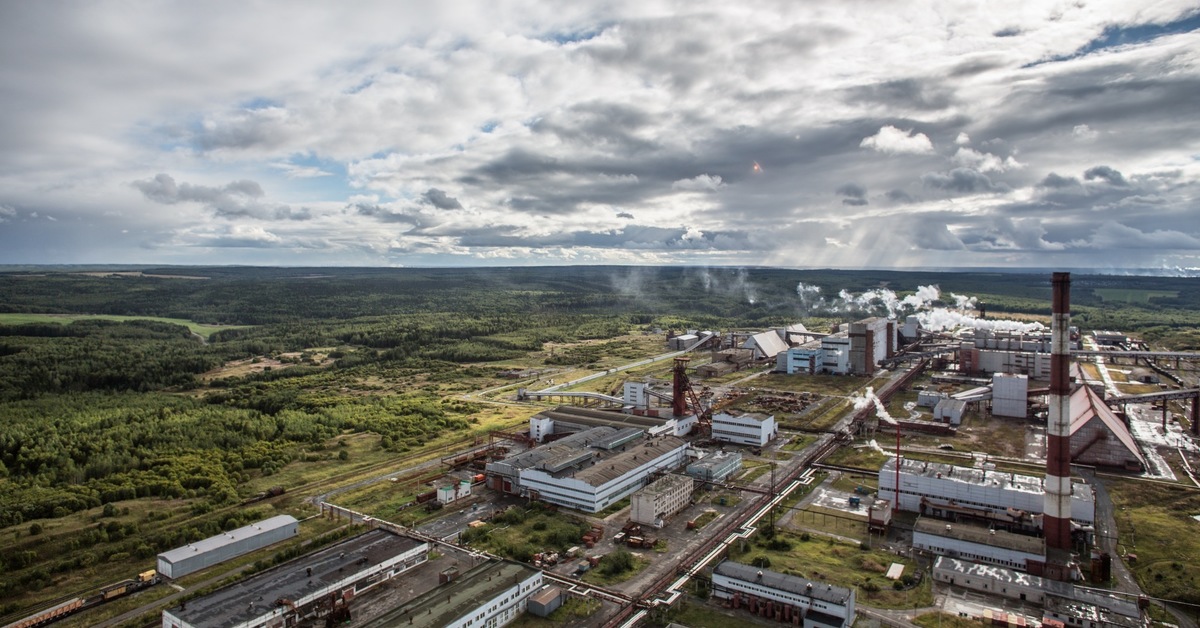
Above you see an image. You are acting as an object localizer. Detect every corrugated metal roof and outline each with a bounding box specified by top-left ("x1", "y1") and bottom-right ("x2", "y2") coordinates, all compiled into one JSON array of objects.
[
  {"x1": 158, "y1": 515, "x2": 298, "y2": 565},
  {"x1": 714, "y1": 560, "x2": 853, "y2": 605},
  {"x1": 1068, "y1": 386, "x2": 1147, "y2": 469},
  {"x1": 743, "y1": 331, "x2": 789, "y2": 359}
]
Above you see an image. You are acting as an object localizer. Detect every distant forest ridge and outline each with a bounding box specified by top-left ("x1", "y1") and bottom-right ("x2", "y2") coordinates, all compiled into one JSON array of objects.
[{"x1": 1, "y1": 266, "x2": 1197, "y2": 327}]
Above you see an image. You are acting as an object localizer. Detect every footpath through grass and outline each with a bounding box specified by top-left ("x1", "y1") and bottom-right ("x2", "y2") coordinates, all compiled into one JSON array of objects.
[{"x1": 1107, "y1": 480, "x2": 1200, "y2": 605}]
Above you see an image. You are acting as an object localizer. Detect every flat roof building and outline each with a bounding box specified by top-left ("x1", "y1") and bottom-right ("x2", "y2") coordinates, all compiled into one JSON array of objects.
[
  {"x1": 711, "y1": 411, "x2": 777, "y2": 447},
  {"x1": 487, "y1": 426, "x2": 691, "y2": 513},
  {"x1": 361, "y1": 558, "x2": 543, "y2": 628},
  {"x1": 162, "y1": 530, "x2": 427, "y2": 628},
  {"x1": 878, "y1": 458, "x2": 1095, "y2": 531},
  {"x1": 933, "y1": 557, "x2": 1144, "y2": 628},
  {"x1": 914, "y1": 518, "x2": 1044, "y2": 571},
  {"x1": 157, "y1": 515, "x2": 299, "y2": 580},
  {"x1": 687, "y1": 450, "x2": 742, "y2": 483},
  {"x1": 711, "y1": 560, "x2": 856, "y2": 628},
  {"x1": 631, "y1": 473, "x2": 693, "y2": 528}
]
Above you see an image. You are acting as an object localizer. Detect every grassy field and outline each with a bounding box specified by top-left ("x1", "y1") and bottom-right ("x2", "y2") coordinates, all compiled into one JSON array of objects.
[
  {"x1": 754, "y1": 374, "x2": 877, "y2": 396},
  {"x1": 0, "y1": 312, "x2": 252, "y2": 339},
  {"x1": 1107, "y1": 480, "x2": 1200, "y2": 605},
  {"x1": 1093, "y1": 288, "x2": 1179, "y2": 304},
  {"x1": 730, "y1": 529, "x2": 931, "y2": 610}
]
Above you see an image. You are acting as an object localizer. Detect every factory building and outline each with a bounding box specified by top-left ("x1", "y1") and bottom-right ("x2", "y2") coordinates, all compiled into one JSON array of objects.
[
  {"x1": 961, "y1": 346, "x2": 1052, "y2": 379},
  {"x1": 630, "y1": 473, "x2": 693, "y2": 528},
  {"x1": 992, "y1": 373, "x2": 1029, "y2": 418},
  {"x1": 776, "y1": 317, "x2": 894, "y2": 376},
  {"x1": 913, "y1": 518, "x2": 1045, "y2": 571},
  {"x1": 849, "y1": 317, "x2": 895, "y2": 375},
  {"x1": 743, "y1": 330, "x2": 790, "y2": 361},
  {"x1": 1069, "y1": 386, "x2": 1147, "y2": 472},
  {"x1": 162, "y1": 529, "x2": 428, "y2": 628},
  {"x1": 877, "y1": 458, "x2": 1095, "y2": 531},
  {"x1": 156, "y1": 514, "x2": 299, "y2": 580},
  {"x1": 933, "y1": 557, "x2": 1144, "y2": 628},
  {"x1": 711, "y1": 411, "x2": 778, "y2": 447},
  {"x1": 820, "y1": 333, "x2": 852, "y2": 373},
  {"x1": 934, "y1": 398, "x2": 967, "y2": 425},
  {"x1": 361, "y1": 557, "x2": 543, "y2": 628},
  {"x1": 486, "y1": 426, "x2": 690, "y2": 513},
  {"x1": 529, "y1": 405, "x2": 696, "y2": 440},
  {"x1": 711, "y1": 560, "x2": 857, "y2": 628},
  {"x1": 687, "y1": 450, "x2": 743, "y2": 483},
  {"x1": 1091, "y1": 330, "x2": 1128, "y2": 346},
  {"x1": 776, "y1": 340, "x2": 825, "y2": 375}
]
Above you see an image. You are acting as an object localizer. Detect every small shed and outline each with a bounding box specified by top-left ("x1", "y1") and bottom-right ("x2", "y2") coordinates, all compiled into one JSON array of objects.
[
  {"x1": 934, "y1": 398, "x2": 967, "y2": 425},
  {"x1": 527, "y1": 585, "x2": 564, "y2": 617}
]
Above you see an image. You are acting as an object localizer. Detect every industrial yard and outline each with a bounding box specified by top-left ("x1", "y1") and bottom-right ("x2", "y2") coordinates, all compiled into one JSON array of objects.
[{"x1": 3, "y1": 271, "x2": 1200, "y2": 628}]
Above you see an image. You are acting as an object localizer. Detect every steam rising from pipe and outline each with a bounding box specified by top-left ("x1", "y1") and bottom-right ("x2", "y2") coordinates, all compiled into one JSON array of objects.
[
  {"x1": 795, "y1": 281, "x2": 1043, "y2": 333},
  {"x1": 850, "y1": 386, "x2": 898, "y2": 426}
]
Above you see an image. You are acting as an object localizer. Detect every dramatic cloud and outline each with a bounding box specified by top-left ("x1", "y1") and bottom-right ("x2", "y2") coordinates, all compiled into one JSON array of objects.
[
  {"x1": 1083, "y1": 165, "x2": 1130, "y2": 187},
  {"x1": 422, "y1": 188, "x2": 464, "y2": 210},
  {"x1": 859, "y1": 125, "x2": 934, "y2": 155},
  {"x1": 922, "y1": 168, "x2": 1003, "y2": 193},
  {"x1": 0, "y1": 1, "x2": 1197, "y2": 269},
  {"x1": 672, "y1": 174, "x2": 726, "y2": 192}
]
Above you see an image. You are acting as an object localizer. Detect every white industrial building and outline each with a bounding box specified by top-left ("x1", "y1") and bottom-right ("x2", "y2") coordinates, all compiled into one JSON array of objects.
[
  {"x1": 934, "y1": 398, "x2": 967, "y2": 425},
  {"x1": 437, "y1": 479, "x2": 472, "y2": 504},
  {"x1": 914, "y1": 518, "x2": 1044, "y2": 571},
  {"x1": 992, "y1": 373, "x2": 1029, "y2": 418},
  {"x1": 157, "y1": 514, "x2": 299, "y2": 579},
  {"x1": 711, "y1": 560, "x2": 857, "y2": 628},
  {"x1": 918, "y1": 390, "x2": 947, "y2": 407},
  {"x1": 933, "y1": 557, "x2": 1144, "y2": 628},
  {"x1": 711, "y1": 411, "x2": 778, "y2": 446},
  {"x1": 630, "y1": 473, "x2": 693, "y2": 528},
  {"x1": 776, "y1": 317, "x2": 895, "y2": 376},
  {"x1": 687, "y1": 450, "x2": 743, "y2": 483},
  {"x1": 878, "y1": 458, "x2": 1095, "y2": 530},
  {"x1": 486, "y1": 426, "x2": 691, "y2": 513},
  {"x1": 162, "y1": 530, "x2": 427, "y2": 628}
]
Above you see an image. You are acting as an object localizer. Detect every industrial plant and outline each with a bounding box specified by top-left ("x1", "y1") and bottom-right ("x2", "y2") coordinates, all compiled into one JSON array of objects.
[{"x1": 10, "y1": 272, "x2": 1197, "y2": 628}]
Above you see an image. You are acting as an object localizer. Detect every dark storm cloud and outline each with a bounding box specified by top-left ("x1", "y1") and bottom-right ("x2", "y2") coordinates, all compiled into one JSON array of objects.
[
  {"x1": 921, "y1": 168, "x2": 1003, "y2": 193},
  {"x1": 836, "y1": 183, "x2": 867, "y2": 199},
  {"x1": 1038, "y1": 173, "x2": 1080, "y2": 188},
  {"x1": 1083, "y1": 165, "x2": 1129, "y2": 187},
  {"x1": 353, "y1": 202, "x2": 422, "y2": 225},
  {"x1": 886, "y1": 189, "x2": 915, "y2": 203},
  {"x1": 617, "y1": 211, "x2": 634, "y2": 219},
  {"x1": 993, "y1": 27, "x2": 1022, "y2": 38},
  {"x1": 530, "y1": 101, "x2": 657, "y2": 152},
  {"x1": 133, "y1": 173, "x2": 310, "y2": 220},
  {"x1": 844, "y1": 78, "x2": 955, "y2": 111},
  {"x1": 838, "y1": 180, "x2": 869, "y2": 206},
  {"x1": 422, "y1": 188, "x2": 463, "y2": 210}
]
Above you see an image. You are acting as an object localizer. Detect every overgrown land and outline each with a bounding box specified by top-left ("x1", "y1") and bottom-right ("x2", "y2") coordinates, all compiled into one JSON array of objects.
[{"x1": 1, "y1": 266, "x2": 1197, "y2": 613}]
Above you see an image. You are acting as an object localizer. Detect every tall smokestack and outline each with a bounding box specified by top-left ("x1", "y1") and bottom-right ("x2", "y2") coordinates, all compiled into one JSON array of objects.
[
  {"x1": 1045, "y1": 272, "x2": 1073, "y2": 551},
  {"x1": 672, "y1": 357, "x2": 690, "y2": 417}
]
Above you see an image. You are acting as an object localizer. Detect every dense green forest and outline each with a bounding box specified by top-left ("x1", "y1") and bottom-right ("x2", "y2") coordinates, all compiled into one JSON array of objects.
[{"x1": 0, "y1": 266, "x2": 1197, "y2": 607}]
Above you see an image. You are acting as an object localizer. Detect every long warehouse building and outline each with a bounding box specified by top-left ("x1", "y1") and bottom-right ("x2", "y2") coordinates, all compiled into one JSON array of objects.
[
  {"x1": 878, "y1": 458, "x2": 1095, "y2": 532},
  {"x1": 157, "y1": 514, "x2": 299, "y2": 579}
]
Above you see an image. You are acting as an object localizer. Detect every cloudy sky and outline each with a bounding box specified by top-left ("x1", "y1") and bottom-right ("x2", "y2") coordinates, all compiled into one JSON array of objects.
[{"x1": 1, "y1": 1, "x2": 1198, "y2": 270}]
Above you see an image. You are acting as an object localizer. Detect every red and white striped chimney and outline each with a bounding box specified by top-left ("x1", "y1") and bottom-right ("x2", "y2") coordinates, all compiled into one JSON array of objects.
[{"x1": 1044, "y1": 272, "x2": 1072, "y2": 550}]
